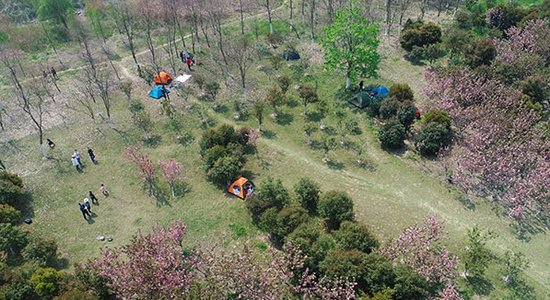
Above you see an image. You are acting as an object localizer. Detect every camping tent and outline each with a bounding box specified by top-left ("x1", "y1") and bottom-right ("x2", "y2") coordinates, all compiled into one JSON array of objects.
[
  {"x1": 350, "y1": 92, "x2": 372, "y2": 109},
  {"x1": 228, "y1": 177, "x2": 255, "y2": 201},
  {"x1": 372, "y1": 86, "x2": 389, "y2": 98},
  {"x1": 155, "y1": 71, "x2": 173, "y2": 85},
  {"x1": 283, "y1": 48, "x2": 300, "y2": 61},
  {"x1": 149, "y1": 86, "x2": 170, "y2": 99}
]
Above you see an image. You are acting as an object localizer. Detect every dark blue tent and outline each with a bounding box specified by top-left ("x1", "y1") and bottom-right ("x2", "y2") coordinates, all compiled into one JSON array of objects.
[
  {"x1": 149, "y1": 86, "x2": 170, "y2": 99},
  {"x1": 372, "y1": 86, "x2": 389, "y2": 98}
]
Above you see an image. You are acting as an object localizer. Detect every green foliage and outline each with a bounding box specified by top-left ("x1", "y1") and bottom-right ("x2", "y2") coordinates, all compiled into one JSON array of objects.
[
  {"x1": 321, "y1": 7, "x2": 381, "y2": 84},
  {"x1": 443, "y1": 28, "x2": 470, "y2": 59},
  {"x1": 246, "y1": 194, "x2": 270, "y2": 223},
  {"x1": 319, "y1": 190, "x2": 354, "y2": 231},
  {"x1": 193, "y1": 74, "x2": 206, "y2": 91},
  {"x1": 29, "y1": 267, "x2": 62, "y2": 300},
  {"x1": 298, "y1": 86, "x2": 319, "y2": 113},
  {"x1": 393, "y1": 265, "x2": 429, "y2": 300},
  {"x1": 502, "y1": 250, "x2": 529, "y2": 286},
  {"x1": 270, "y1": 206, "x2": 309, "y2": 245},
  {"x1": 253, "y1": 101, "x2": 265, "y2": 129},
  {"x1": 266, "y1": 85, "x2": 287, "y2": 115},
  {"x1": 303, "y1": 122, "x2": 318, "y2": 144},
  {"x1": 421, "y1": 110, "x2": 451, "y2": 130},
  {"x1": 379, "y1": 98, "x2": 400, "y2": 120},
  {"x1": 266, "y1": 32, "x2": 283, "y2": 51},
  {"x1": 287, "y1": 221, "x2": 335, "y2": 272},
  {"x1": 290, "y1": 64, "x2": 305, "y2": 87},
  {"x1": 463, "y1": 225, "x2": 495, "y2": 278},
  {"x1": 397, "y1": 102, "x2": 418, "y2": 131},
  {"x1": 0, "y1": 260, "x2": 40, "y2": 300},
  {"x1": 258, "y1": 176, "x2": 290, "y2": 211},
  {"x1": 0, "y1": 171, "x2": 25, "y2": 209},
  {"x1": 200, "y1": 124, "x2": 248, "y2": 155},
  {"x1": 119, "y1": 81, "x2": 132, "y2": 100},
  {"x1": 0, "y1": 204, "x2": 21, "y2": 224},
  {"x1": 55, "y1": 290, "x2": 99, "y2": 300},
  {"x1": 132, "y1": 110, "x2": 153, "y2": 136},
  {"x1": 400, "y1": 22, "x2": 441, "y2": 52},
  {"x1": 209, "y1": 156, "x2": 242, "y2": 185},
  {"x1": 415, "y1": 123, "x2": 451, "y2": 156},
  {"x1": 403, "y1": 19, "x2": 424, "y2": 31},
  {"x1": 521, "y1": 75, "x2": 547, "y2": 104},
  {"x1": 268, "y1": 54, "x2": 283, "y2": 72},
  {"x1": 21, "y1": 233, "x2": 58, "y2": 267},
  {"x1": 389, "y1": 84, "x2": 414, "y2": 102},
  {"x1": 35, "y1": 0, "x2": 72, "y2": 28},
  {"x1": 293, "y1": 177, "x2": 321, "y2": 214},
  {"x1": 333, "y1": 221, "x2": 379, "y2": 253},
  {"x1": 487, "y1": 4, "x2": 530, "y2": 32},
  {"x1": 464, "y1": 38, "x2": 496, "y2": 68},
  {"x1": 378, "y1": 120, "x2": 406, "y2": 150},
  {"x1": 205, "y1": 82, "x2": 220, "y2": 104},
  {"x1": 203, "y1": 146, "x2": 228, "y2": 172},
  {"x1": 276, "y1": 75, "x2": 292, "y2": 95},
  {"x1": 128, "y1": 100, "x2": 145, "y2": 114},
  {"x1": 0, "y1": 223, "x2": 28, "y2": 258}
]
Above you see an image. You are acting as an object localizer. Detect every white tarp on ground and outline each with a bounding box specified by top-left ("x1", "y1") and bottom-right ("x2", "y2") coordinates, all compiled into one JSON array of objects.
[{"x1": 175, "y1": 74, "x2": 192, "y2": 83}]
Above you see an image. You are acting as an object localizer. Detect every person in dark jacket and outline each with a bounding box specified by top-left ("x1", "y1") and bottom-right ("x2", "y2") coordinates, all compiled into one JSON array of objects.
[
  {"x1": 87, "y1": 147, "x2": 96, "y2": 163},
  {"x1": 79, "y1": 203, "x2": 90, "y2": 220},
  {"x1": 89, "y1": 191, "x2": 99, "y2": 205}
]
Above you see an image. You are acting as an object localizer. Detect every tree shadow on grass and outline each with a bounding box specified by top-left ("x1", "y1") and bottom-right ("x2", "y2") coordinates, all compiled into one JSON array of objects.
[
  {"x1": 143, "y1": 135, "x2": 162, "y2": 148},
  {"x1": 467, "y1": 276, "x2": 494, "y2": 296},
  {"x1": 287, "y1": 97, "x2": 299, "y2": 108},
  {"x1": 327, "y1": 159, "x2": 345, "y2": 170},
  {"x1": 275, "y1": 112, "x2": 294, "y2": 126},
  {"x1": 213, "y1": 104, "x2": 229, "y2": 114},
  {"x1": 153, "y1": 186, "x2": 173, "y2": 207},
  {"x1": 306, "y1": 111, "x2": 322, "y2": 123},
  {"x1": 261, "y1": 130, "x2": 276, "y2": 139}
]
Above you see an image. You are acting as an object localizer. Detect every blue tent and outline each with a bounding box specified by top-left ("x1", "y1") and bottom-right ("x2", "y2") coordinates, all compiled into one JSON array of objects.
[
  {"x1": 149, "y1": 86, "x2": 170, "y2": 99},
  {"x1": 372, "y1": 86, "x2": 389, "y2": 98}
]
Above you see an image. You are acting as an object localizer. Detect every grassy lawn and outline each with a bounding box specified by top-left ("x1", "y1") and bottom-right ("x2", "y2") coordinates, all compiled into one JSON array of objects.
[{"x1": 1, "y1": 3, "x2": 549, "y2": 299}]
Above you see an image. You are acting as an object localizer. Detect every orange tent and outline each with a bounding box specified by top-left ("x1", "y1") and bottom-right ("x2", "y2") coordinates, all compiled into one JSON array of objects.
[
  {"x1": 154, "y1": 71, "x2": 173, "y2": 85},
  {"x1": 228, "y1": 177, "x2": 255, "y2": 201}
]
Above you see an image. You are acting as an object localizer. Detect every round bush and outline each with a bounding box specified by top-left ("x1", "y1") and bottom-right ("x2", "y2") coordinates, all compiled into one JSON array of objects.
[
  {"x1": 0, "y1": 204, "x2": 21, "y2": 224},
  {"x1": 379, "y1": 98, "x2": 400, "y2": 120},
  {"x1": 246, "y1": 194, "x2": 271, "y2": 223},
  {"x1": 389, "y1": 83, "x2": 414, "y2": 102},
  {"x1": 421, "y1": 110, "x2": 451, "y2": 130},
  {"x1": 400, "y1": 29, "x2": 422, "y2": 52},
  {"x1": 293, "y1": 177, "x2": 321, "y2": 214},
  {"x1": 416, "y1": 122, "x2": 451, "y2": 156},
  {"x1": 397, "y1": 102, "x2": 418, "y2": 130},
  {"x1": 379, "y1": 120, "x2": 407, "y2": 150},
  {"x1": 318, "y1": 190, "x2": 354, "y2": 231},
  {"x1": 334, "y1": 221, "x2": 379, "y2": 253},
  {"x1": 419, "y1": 22, "x2": 442, "y2": 45},
  {"x1": 209, "y1": 155, "x2": 242, "y2": 185}
]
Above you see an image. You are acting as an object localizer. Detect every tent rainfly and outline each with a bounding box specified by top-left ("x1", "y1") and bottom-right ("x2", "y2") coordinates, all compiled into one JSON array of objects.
[
  {"x1": 149, "y1": 86, "x2": 170, "y2": 99},
  {"x1": 155, "y1": 71, "x2": 173, "y2": 85},
  {"x1": 228, "y1": 177, "x2": 255, "y2": 201},
  {"x1": 349, "y1": 92, "x2": 372, "y2": 109},
  {"x1": 283, "y1": 48, "x2": 300, "y2": 61}
]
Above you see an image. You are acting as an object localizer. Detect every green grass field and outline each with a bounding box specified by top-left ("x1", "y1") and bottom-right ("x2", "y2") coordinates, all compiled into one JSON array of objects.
[{"x1": 1, "y1": 3, "x2": 550, "y2": 299}]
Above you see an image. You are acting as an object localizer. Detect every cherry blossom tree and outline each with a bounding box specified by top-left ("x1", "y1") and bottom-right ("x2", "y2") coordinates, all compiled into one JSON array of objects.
[
  {"x1": 158, "y1": 159, "x2": 185, "y2": 198},
  {"x1": 91, "y1": 219, "x2": 196, "y2": 300},
  {"x1": 378, "y1": 213, "x2": 459, "y2": 287},
  {"x1": 246, "y1": 128, "x2": 260, "y2": 145},
  {"x1": 123, "y1": 143, "x2": 156, "y2": 196}
]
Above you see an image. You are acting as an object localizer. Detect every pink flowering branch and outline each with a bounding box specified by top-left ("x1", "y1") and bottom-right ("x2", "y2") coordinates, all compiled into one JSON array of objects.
[
  {"x1": 123, "y1": 143, "x2": 156, "y2": 196},
  {"x1": 158, "y1": 159, "x2": 186, "y2": 197}
]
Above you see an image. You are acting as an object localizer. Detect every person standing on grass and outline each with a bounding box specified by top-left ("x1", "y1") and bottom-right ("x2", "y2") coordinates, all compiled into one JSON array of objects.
[
  {"x1": 87, "y1": 147, "x2": 96, "y2": 163},
  {"x1": 74, "y1": 149, "x2": 82, "y2": 166},
  {"x1": 101, "y1": 183, "x2": 109, "y2": 197},
  {"x1": 79, "y1": 203, "x2": 90, "y2": 220},
  {"x1": 43, "y1": 71, "x2": 49, "y2": 83},
  {"x1": 186, "y1": 57, "x2": 192, "y2": 71},
  {"x1": 84, "y1": 198, "x2": 91, "y2": 213},
  {"x1": 89, "y1": 191, "x2": 99, "y2": 205},
  {"x1": 46, "y1": 139, "x2": 55, "y2": 149},
  {"x1": 179, "y1": 50, "x2": 185, "y2": 63},
  {"x1": 51, "y1": 66, "x2": 58, "y2": 80},
  {"x1": 72, "y1": 155, "x2": 81, "y2": 172}
]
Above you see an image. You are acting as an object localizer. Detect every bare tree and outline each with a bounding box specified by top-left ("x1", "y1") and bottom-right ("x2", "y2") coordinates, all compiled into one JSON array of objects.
[
  {"x1": 228, "y1": 37, "x2": 255, "y2": 102},
  {"x1": 96, "y1": 70, "x2": 115, "y2": 129},
  {"x1": 0, "y1": 47, "x2": 48, "y2": 157},
  {"x1": 384, "y1": 0, "x2": 396, "y2": 44},
  {"x1": 199, "y1": 9, "x2": 215, "y2": 60},
  {"x1": 75, "y1": 86, "x2": 100, "y2": 131},
  {"x1": 0, "y1": 110, "x2": 9, "y2": 142},
  {"x1": 39, "y1": 22, "x2": 64, "y2": 67},
  {"x1": 81, "y1": 66, "x2": 104, "y2": 119},
  {"x1": 110, "y1": 0, "x2": 139, "y2": 68},
  {"x1": 138, "y1": 0, "x2": 161, "y2": 72},
  {"x1": 259, "y1": 0, "x2": 275, "y2": 33},
  {"x1": 397, "y1": 0, "x2": 414, "y2": 36},
  {"x1": 419, "y1": 0, "x2": 429, "y2": 20},
  {"x1": 88, "y1": 0, "x2": 121, "y2": 80},
  {"x1": 39, "y1": 75, "x2": 65, "y2": 122},
  {"x1": 435, "y1": 0, "x2": 449, "y2": 24},
  {"x1": 210, "y1": 8, "x2": 232, "y2": 83}
]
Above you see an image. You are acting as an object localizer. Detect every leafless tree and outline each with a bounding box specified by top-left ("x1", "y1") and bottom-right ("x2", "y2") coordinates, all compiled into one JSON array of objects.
[
  {"x1": 0, "y1": 110, "x2": 9, "y2": 143},
  {"x1": 110, "y1": 0, "x2": 139, "y2": 68},
  {"x1": 88, "y1": 0, "x2": 121, "y2": 80},
  {"x1": 259, "y1": 0, "x2": 275, "y2": 33},
  {"x1": 138, "y1": 0, "x2": 161, "y2": 72},
  {"x1": 96, "y1": 70, "x2": 115, "y2": 129},
  {"x1": 228, "y1": 37, "x2": 255, "y2": 102},
  {"x1": 76, "y1": 84, "x2": 100, "y2": 131},
  {"x1": 397, "y1": 0, "x2": 415, "y2": 36},
  {"x1": 209, "y1": 7, "x2": 232, "y2": 83}
]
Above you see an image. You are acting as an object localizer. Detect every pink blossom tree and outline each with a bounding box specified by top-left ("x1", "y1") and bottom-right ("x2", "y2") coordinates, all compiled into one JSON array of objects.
[
  {"x1": 246, "y1": 128, "x2": 260, "y2": 145},
  {"x1": 91, "y1": 219, "x2": 196, "y2": 300},
  {"x1": 438, "y1": 284, "x2": 464, "y2": 300},
  {"x1": 158, "y1": 159, "x2": 185, "y2": 197},
  {"x1": 123, "y1": 143, "x2": 156, "y2": 196},
  {"x1": 378, "y1": 213, "x2": 459, "y2": 288}
]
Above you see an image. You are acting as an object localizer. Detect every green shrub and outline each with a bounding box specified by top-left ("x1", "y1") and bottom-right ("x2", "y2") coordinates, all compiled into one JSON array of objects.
[
  {"x1": 22, "y1": 234, "x2": 58, "y2": 267},
  {"x1": 464, "y1": 38, "x2": 496, "y2": 68},
  {"x1": 397, "y1": 102, "x2": 418, "y2": 131},
  {"x1": 367, "y1": 99, "x2": 381, "y2": 117},
  {"x1": 29, "y1": 267, "x2": 63, "y2": 300},
  {"x1": 400, "y1": 29, "x2": 422, "y2": 52},
  {"x1": 0, "y1": 204, "x2": 21, "y2": 224},
  {"x1": 379, "y1": 120, "x2": 407, "y2": 150},
  {"x1": 419, "y1": 22, "x2": 442, "y2": 46},
  {"x1": 415, "y1": 123, "x2": 451, "y2": 156},
  {"x1": 379, "y1": 98, "x2": 400, "y2": 120},
  {"x1": 258, "y1": 177, "x2": 290, "y2": 211},
  {"x1": 319, "y1": 190, "x2": 354, "y2": 231},
  {"x1": 209, "y1": 156, "x2": 242, "y2": 185},
  {"x1": 259, "y1": 207, "x2": 279, "y2": 233},
  {"x1": 333, "y1": 221, "x2": 379, "y2": 253},
  {"x1": 0, "y1": 223, "x2": 28, "y2": 258},
  {"x1": 246, "y1": 194, "x2": 271, "y2": 223},
  {"x1": 521, "y1": 75, "x2": 547, "y2": 104},
  {"x1": 287, "y1": 221, "x2": 334, "y2": 272},
  {"x1": 0, "y1": 171, "x2": 25, "y2": 208},
  {"x1": 393, "y1": 265, "x2": 429, "y2": 300},
  {"x1": 403, "y1": 19, "x2": 424, "y2": 31},
  {"x1": 407, "y1": 46, "x2": 426, "y2": 64},
  {"x1": 293, "y1": 178, "x2": 321, "y2": 214},
  {"x1": 55, "y1": 290, "x2": 99, "y2": 300},
  {"x1": 203, "y1": 146, "x2": 228, "y2": 172},
  {"x1": 421, "y1": 110, "x2": 451, "y2": 130},
  {"x1": 389, "y1": 84, "x2": 414, "y2": 102},
  {"x1": 266, "y1": 206, "x2": 309, "y2": 246}
]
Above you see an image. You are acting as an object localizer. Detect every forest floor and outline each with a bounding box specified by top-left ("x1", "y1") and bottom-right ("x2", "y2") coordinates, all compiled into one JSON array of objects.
[{"x1": 0, "y1": 3, "x2": 549, "y2": 299}]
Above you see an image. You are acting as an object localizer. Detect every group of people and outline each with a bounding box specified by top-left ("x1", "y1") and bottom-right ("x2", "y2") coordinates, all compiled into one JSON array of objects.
[
  {"x1": 72, "y1": 147, "x2": 96, "y2": 172},
  {"x1": 42, "y1": 66, "x2": 58, "y2": 83},
  {"x1": 78, "y1": 184, "x2": 109, "y2": 220},
  {"x1": 179, "y1": 51, "x2": 194, "y2": 71}
]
